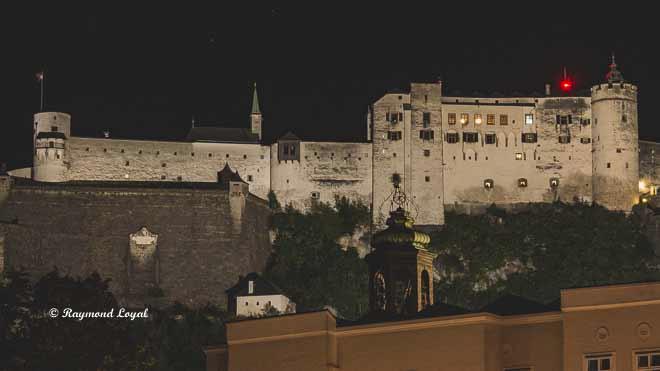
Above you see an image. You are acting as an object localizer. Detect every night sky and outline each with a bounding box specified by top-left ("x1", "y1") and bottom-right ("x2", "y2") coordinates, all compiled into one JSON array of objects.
[{"x1": 3, "y1": 4, "x2": 658, "y2": 170}]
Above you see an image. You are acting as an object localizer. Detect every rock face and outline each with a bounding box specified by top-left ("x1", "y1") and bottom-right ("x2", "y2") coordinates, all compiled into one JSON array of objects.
[{"x1": 0, "y1": 178, "x2": 272, "y2": 308}]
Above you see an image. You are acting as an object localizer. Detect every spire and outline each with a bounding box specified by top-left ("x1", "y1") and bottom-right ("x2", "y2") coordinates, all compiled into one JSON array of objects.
[
  {"x1": 606, "y1": 52, "x2": 624, "y2": 83},
  {"x1": 251, "y1": 82, "x2": 260, "y2": 115}
]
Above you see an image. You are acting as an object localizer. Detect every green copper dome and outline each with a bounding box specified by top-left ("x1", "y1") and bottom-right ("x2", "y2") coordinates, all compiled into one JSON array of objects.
[{"x1": 373, "y1": 208, "x2": 431, "y2": 250}]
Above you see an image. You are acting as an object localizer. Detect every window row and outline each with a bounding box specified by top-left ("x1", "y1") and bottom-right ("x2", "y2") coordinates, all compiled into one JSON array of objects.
[
  {"x1": 82, "y1": 147, "x2": 261, "y2": 159},
  {"x1": 585, "y1": 351, "x2": 660, "y2": 371},
  {"x1": 483, "y1": 177, "x2": 560, "y2": 189},
  {"x1": 445, "y1": 132, "x2": 538, "y2": 144},
  {"x1": 448, "y1": 113, "x2": 532, "y2": 126}
]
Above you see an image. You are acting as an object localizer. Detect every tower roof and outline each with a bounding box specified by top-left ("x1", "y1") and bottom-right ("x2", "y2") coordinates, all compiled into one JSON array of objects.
[
  {"x1": 606, "y1": 53, "x2": 624, "y2": 83},
  {"x1": 373, "y1": 208, "x2": 431, "y2": 250},
  {"x1": 217, "y1": 163, "x2": 246, "y2": 185},
  {"x1": 251, "y1": 82, "x2": 260, "y2": 114}
]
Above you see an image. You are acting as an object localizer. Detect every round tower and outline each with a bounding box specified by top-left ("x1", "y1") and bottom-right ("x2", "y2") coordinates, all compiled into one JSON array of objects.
[
  {"x1": 33, "y1": 112, "x2": 71, "y2": 182},
  {"x1": 591, "y1": 56, "x2": 639, "y2": 211}
]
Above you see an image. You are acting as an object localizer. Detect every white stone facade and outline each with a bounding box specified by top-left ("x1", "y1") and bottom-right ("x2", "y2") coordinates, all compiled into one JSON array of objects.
[
  {"x1": 22, "y1": 66, "x2": 644, "y2": 228},
  {"x1": 235, "y1": 294, "x2": 295, "y2": 317}
]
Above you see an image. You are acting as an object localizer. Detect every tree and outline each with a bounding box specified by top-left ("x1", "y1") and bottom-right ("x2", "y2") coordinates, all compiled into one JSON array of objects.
[
  {"x1": 430, "y1": 202, "x2": 660, "y2": 310},
  {"x1": 264, "y1": 197, "x2": 370, "y2": 319}
]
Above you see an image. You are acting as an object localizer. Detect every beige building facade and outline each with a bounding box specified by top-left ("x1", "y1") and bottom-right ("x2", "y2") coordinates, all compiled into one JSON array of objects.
[
  {"x1": 205, "y1": 281, "x2": 660, "y2": 371},
  {"x1": 11, "y1": 59, "x2": 647, "y2": 227}
]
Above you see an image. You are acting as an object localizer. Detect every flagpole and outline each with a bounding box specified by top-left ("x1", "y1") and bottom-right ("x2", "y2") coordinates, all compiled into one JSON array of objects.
[{"x1": 39, "y1": 72, "x2": 44, "y2": 112}]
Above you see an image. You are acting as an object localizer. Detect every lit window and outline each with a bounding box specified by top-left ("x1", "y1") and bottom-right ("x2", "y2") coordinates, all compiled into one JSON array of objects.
[
  {"x1": 487, "y1": 114, "x2": 495, "y2": 125},
  {"x1": 485, "y1": 133, "x2": 496, "y2": 144},
  {"x1": 500, "y1": 115, "x2": 508, "y2": 125},
  {"x1": 460, "y1": 113, "x2": 469, "y2": 125},
  {"x1": 518, "y1": 178, "x2": 528, "y2": 187},
  {"x1": 550, "y1": 178, "x2": 560, "y2": 188},
  {"x1": 585, "y1": 354, "x2": 613, "y2": 371},
  {"x1": 484, "y1": 179, "x2": 494, "y2": 189},
  {"x1": 636, "y1": 350, "x2": 660, "y2": 371},
  {"x1": 448, "y1": 113, "x2": 456, "y2": 125},
  {"x1": 474, "y1": 114, "x2": 482, "y2": 124},
  {"x1": 525, "y1": 114, "x2": 534, "y2": 125},
  {"x1": 515, "y1": 153, "x2": 523, "y2": 160}
]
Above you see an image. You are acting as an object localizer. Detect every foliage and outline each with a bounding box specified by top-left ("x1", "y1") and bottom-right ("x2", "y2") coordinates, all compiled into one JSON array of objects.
[
  {"x1": 0, "y1": 269, "x2": 230, "y2": 371},
  {"x1": 264, "y1": 196, "x2": 370, "y2": 319},
  {"x1": 267, "y1": 190, "x2": 281, "y2": 211},
  {"x1": 430, "y1": 202, "x2": 660, "y2": 310}
]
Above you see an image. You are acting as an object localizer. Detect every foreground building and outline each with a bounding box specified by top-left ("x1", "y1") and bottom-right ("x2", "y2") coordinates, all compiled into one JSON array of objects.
[
  {"x1": 6, "y1": 58, "x2": 658, "y2": 229},
  {"x1": 205, "y1": 198, "x2": 660, "y2": 371}
]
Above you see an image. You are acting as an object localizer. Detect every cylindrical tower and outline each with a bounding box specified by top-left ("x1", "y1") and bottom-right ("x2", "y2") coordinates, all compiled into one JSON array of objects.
[
  {"x1": 591, "y1": 57, "x2": 639, "y2": 211},
  {"x1": 33, "y1": 112, "x2": 70, "y2": 182}
]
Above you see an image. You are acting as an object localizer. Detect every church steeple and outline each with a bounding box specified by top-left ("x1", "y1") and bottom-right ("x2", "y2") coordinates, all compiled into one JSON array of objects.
[
  {"x1": 365, "y1": 174, "x2": 437, "y2": 316},
  {"x1": 250, "y1": 82, "x2": 262, "y2": 141},
  {"x1": 606, "y1": 53, "x2": 624, "y2": 83},
  {"x1": 251, "y1": 82, "x2": 261, "y2": 114}
]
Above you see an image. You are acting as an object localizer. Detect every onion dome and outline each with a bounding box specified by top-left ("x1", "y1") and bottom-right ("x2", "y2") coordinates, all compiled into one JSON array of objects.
[{"x1": 373, "y1": 207, "x2": 431, "y2": 250}]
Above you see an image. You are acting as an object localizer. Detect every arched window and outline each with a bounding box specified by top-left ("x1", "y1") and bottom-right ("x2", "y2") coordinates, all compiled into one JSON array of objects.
[
  {"x1": 421, "y1": 270, "x2": 430, "y2": 309},
  {"x1": 373, "y1": 271, "x2": 386, "y2": 311}
]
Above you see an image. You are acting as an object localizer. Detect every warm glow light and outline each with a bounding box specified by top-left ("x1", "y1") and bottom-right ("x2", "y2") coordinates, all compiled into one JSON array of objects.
[
  {"x1": 640, "y1": 180, "x2": 647, "y2": 192},
  {"x1": 560, "y1": 79, "x2": 572, "y2": 92},
  {"x1": 475, "y1": 117, "x2": 482, "y2": 124},
  {"x1": 460, "y1": 118, "x2": 466, "y2": 124},
  {"x1": 642, "y1": 198, "x2": 649, "y2": 203}
]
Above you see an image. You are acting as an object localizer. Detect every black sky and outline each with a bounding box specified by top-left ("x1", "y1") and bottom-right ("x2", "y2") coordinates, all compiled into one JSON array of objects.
[{"x1": 3, "y1": 3, "x2": 659, "y2": 169}]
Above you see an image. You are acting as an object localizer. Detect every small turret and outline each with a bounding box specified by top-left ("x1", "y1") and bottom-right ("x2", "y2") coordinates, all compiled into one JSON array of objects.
[
  {"x1": 33, "y1": 112, "x2": 70, "y2": 182},
  {"x1": 591, "y1": 55, "x2": 639, "y2": 211},
  {"x1": 250, "y1": 82, "x2": 262, "y2": 141}
]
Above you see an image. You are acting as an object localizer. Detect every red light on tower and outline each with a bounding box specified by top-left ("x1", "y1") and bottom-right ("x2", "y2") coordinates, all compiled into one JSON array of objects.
[{"x1": 560, "y1": 67, "x2": 573, "y2": 92}]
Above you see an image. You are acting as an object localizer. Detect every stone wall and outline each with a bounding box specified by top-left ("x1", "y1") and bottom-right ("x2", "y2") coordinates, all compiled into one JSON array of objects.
[
  {"x1": 270, "y1": 141, "x2": 372, "y2": 210},
  {"x1": 0, "y1": 180, "x2": 272, "y2": 308},
  {"x1": 66, "y1": 137, "x2": 271, "y2": 199}
]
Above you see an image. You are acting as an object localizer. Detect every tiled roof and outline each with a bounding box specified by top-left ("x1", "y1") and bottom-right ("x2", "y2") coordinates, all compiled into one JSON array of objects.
[
  {"x1": 36, "y1": 132, "x2": 67, "y2": 140},
  {"x1": 225, "y1": 272, "x2": 285, "y2": 297},
  {"x1": 479, "y1": 294, "x2": 557, "y2": 316}
]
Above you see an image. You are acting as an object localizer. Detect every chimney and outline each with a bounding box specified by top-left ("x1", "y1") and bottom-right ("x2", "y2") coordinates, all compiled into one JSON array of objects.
[{"x1": 545, "y1": 84, "x2": 551, "y2": 96}]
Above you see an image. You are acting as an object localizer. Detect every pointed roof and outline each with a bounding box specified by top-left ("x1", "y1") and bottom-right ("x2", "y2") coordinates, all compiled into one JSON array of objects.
[
  {"x1": 225, "y1": 272, "x2": 284, "y2": 296},
  {"x1": 217, "y1": 163, "x2": 245, "y2": 185},
  {"x1": 251, "y1": 82, "x2": 260, "y2": 114},
  {"x1": 606, "y1": 53, "x2": 624, "y2": 83},
  {"x1": 278, "y1": 131, "x2": 301, "y2": 141}
]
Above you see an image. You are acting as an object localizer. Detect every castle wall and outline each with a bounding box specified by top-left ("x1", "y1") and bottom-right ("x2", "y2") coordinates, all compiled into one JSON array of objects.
[
  {"x1": 66, "y1": 137, "x2": 271, "y2": 199},
  {"x1": 0, "y1": 182, "x2": 272, "y2": 308},
  {"x1": 639, "y1": 140, "x2": 660, "y2": 188},
  {"x1": 591, "y1": 83, "x2": 639, "y2": 211},
  {"x1": 270, "y1": 141, "x2": 372, "y2": 210},
  {"x1": 441, "y1": 97, "x2": 593, "y2": 212}
]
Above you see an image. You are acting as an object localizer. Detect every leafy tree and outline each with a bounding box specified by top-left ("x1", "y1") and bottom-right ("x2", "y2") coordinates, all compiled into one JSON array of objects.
[
  {"x1": 431, "y1": 202, "x2": 660, "y2": 310},
  {"x1": 265, "y1": 197, "x2": 370, "y2": 319}
]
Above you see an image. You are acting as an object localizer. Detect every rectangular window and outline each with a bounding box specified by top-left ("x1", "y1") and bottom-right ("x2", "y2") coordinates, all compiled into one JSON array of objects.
[
  {"x1": 460, "y1": 113, "x2": 469, "y2": 125},
  {"x1": 525, "y1": 114, "x2": 534, "y2": 125},
  {"x1": 636, "y1": 350, "x2": 660, "y2": 371},
  {"x1": 581, "y1": 137, "x2": 591, "y2": 144},
  {"x1": 585, "y1": 354, "x2": 613, "y2": 371},
  {"x1": 463, "y1": 132, "x2": 478, "y2": 143},
  {"x1": 311, "y1": 191, "x2": 320, "y2": 200},
  {"x1": 423, "y1": 149, "x2": 430, "y2": 157},
  {"x1": 474, "y1": 114, "x2": 482, "y2": 124},
  {"x1": 51, "y1": 126, "x2": 58, "y2": 132},
  {"x1": 419, "y1": 130, "x2": 434, "y2": 141},
  {"x1": 446, "y1": 132, "x2": 459, "y2": 143},
  {"x1": 283, "y1": 145, "x2": 290, "y2": 155},
  {"x1": 247, "y1": 175, "x2": 253, "y2": 182},
  {"x1": 487, "y1": 114, "x2": 495, "y2": 125},
  {"x1": 387, "y1": 131, "x2": 402, "y2": 141},
  {"x1": 49, "y1": 142, "x2": 54, "y2": 148},
  {"x1": 521, "y1": 133, "x2": 538, "y2": 143},
  {"x1": 515, "y1": 153, "x2": 523, "y2": 160},
  {"x1": 425, "y1": 176, "x2": 430, "y2": 182},
  {"x1": 500, "y1": 115, "x2": 508, "y2": 125},
  {"x1": 448, "y1": 113, "x2": 456, "y2": 125},
  {"x1": 485, "y1": 133, "x2": 496, "y2": 144},
  {"x1": 559, "y1": 135, "x2": 571, "y2": 144},
  {"x1": 560, "y1": 116, "x2": 568, "y2": 125},
  {"x1": 423, "y1": 112, "x2": 431, "y2": 127}
]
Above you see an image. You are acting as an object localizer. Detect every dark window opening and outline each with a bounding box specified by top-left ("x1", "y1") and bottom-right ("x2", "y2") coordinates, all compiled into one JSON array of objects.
[
  {"x1": 387, "y1": 131, "x2": 402, "y2": 141},
  {"x1": 446, "y1": 133, "x2": 459, "y2": 143},
  {"x1": 485, "y1": 133, "x2": 496, "y2": 144},
  {"x1": 463, "y1": 132, "x2": 478, "y2": 143},
  {"x1": 419, "y1": 130, "x2": 434, "y2": 141}
]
